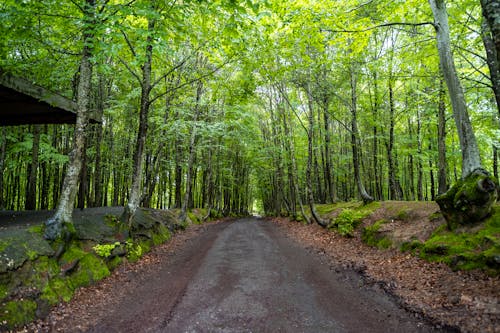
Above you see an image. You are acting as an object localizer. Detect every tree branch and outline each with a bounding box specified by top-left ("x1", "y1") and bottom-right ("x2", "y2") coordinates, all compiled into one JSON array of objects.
[
  {"x1": 121, "y1": 30, "x2": 136, "y2": 58},
  {"x1": 322, "y1": 21, "x2": 436, "y2": 34},
  {"x1": 149, "y1": 59, "x2": 232, "y2": 105},
  {"x1": 118, "y1": 57, "x2": 141, "y2": 83}
]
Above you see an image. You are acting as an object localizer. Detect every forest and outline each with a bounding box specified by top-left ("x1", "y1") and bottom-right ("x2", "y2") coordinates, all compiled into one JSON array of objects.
[{"x1": 0, "y1": 0, "x2": 499, "y2": 231}]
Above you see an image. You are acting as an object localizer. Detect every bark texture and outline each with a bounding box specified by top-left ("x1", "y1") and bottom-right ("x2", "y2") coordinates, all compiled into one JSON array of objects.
[
  {"x1": 45, "y1": 0, "x2": 95, "y2": 240},
  {"x1": 429, "y1": 0, "x2": 482, "y2": 177},
  {"x1": 430, "y1": 0, "x2": 498, "y2": 226},
  {"x1": 121, "y1": 18, "x2": 155, "y2": 225},
  {"x1": 350, "y1": 69, "x2": 374, "y2": 204}
]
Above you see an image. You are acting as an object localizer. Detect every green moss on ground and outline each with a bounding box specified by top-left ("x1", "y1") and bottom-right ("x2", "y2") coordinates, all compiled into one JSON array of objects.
[
  {"x1": 420, "y1": 205, "x2": 500, "y2": 275},
  {"x1": 0, "y1": 207, "x2": 221, "y2": 329},
  {"x1": 362, "y1": 219, "x2": 393, "y2": 249},
  {"x1": 327, "y1": 201, "x2": 380, "y2": 237},
  {"x1": 0, "y1": 299, "x2": 37, "y2": 330}
]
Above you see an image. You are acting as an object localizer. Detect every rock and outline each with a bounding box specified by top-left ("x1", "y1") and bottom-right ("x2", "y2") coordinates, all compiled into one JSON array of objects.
[
  {"x1": 74, "y1": 216, "x2": 116, "y2": 242},
  {"x1": 436, "y1": 169, "x2": 498, "y2": 230},
  {"x1": 0, "y1": 229, "x2": 54, "y2": 273}
]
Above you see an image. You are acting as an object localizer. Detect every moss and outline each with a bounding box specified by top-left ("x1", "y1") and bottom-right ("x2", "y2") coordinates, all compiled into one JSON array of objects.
[
  {"x1": 0, "y1": 284, "x2": 8, "y2": 302},
  {"x1": 126, "y1": 239, "x2": 152, "y2": 263},
  {"x1": 68, "y1": 254, "x2": 110, "y2": 290},
  {"x1": 151, "y1": 225, "x2": 171, "y2": 246},
  {"x1": 395, "y1": 209, "x2": 410, "y2": 221},
  {"x1": 400, "y1": 240, "x2": 422, "y2": 253},
  {"x1": 420, "y1": 206, "x2": 500, "y2": 275},
  {"x1": 28, "y1": 224, "x2": 45, "y2": 235},
  {"x1": 362, "y1": 219, "x2": 393, "y2": 249},
  {"x1": 106, "y1": 256, "x2": 122, "y2": 271},
  {"x1": 326, "y1": 202, "x2": 380, "y2": 237},
  {"x1": 436, "y1": 171, "x2": 498, "y2": 229},
  {"x1": 0, "y1": 299, "x2": 37, "y2": 329},
  {"x1": 41, "y1": 277, "x2": 73, "y2": 304},
  {"x1": 187, "y1": 211, "x2": 200, "y2": 225},
  {"x1": 429, "y1": 211, "x2": 443, "y2": 221}
]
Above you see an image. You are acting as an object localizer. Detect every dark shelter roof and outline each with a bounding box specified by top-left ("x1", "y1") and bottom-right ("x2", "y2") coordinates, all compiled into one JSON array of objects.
[{"x1": 0, "y1": 70, "x2": 100, "y2": 126}]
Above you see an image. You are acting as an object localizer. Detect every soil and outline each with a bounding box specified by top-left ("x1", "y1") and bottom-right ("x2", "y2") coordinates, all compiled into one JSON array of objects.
[
  {"x1": 9, "y1": 208, "x2": 498, "y2": 333},
  {"x1": 270, "y1": 216, "x2": 499, "y2": 333}
]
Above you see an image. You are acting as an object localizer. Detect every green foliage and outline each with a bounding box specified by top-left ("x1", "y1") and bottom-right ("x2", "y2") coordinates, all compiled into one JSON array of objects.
[
  {"x1": 126, "y1": 239, "x2": 145, "y2": 263},
  {"x1": 329, "y1": 209, "x2": 365, "y2": 237},
  {"x1": 93, "y1": 242, "x2": 120, "y2": 258},
  {"x1": 420, "y1": 206, "x2": 500, "y2": 275},
  {"x1": 362, "y1": 219, "x2": 393, "y2": 249}
]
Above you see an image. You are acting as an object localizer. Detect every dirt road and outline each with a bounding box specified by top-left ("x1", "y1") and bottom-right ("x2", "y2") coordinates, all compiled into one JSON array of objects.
[{"x1": 60, "y1": 217, "x2": 441, "y2": 333}]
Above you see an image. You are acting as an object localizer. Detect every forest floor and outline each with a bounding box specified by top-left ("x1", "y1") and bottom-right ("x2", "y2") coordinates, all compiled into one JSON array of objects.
[
  {"x1": 270, "y1": 202, "x2": 499, "y2": 333},
  {"x1": 10, "y1": 203, "x2": 500, "y2": 333}
]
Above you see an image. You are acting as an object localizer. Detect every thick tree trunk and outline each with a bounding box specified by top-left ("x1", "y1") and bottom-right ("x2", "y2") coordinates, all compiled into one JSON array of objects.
[
  {"x1": 121, "y1": 18, "x2": 155, "y2": 225},
  {"x1": 481, "y1": 19, "x2": 500, "y2": 114},
  {"x1": 323, "y1": 109, "x2": 337, "y2": 203},
  {"x1": 480, "y1": 0, "x2": 500, "y2": 68},
  {"x1": 350, "y1": 69, "x2": 374, "y2": 204},
  {"x1": 25, "y1": 125, "x2": 40, "y2": 210},
  {"x1": 430, "y1": 0, "x2": 498, "y2": 227},
  {"x1": 429, "y1": 0, "x2": 482, "y2": 176},
  {"x1": 45, "y1": 0, "x2": 95, "y2": 240}
]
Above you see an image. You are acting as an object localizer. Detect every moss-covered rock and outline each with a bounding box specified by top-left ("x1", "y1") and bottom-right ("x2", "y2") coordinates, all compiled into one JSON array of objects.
[
  {"x1": 0, "y1": 229, "x2": 54, "y2": 273},
  {"x1": 420, "y1": 206, "x2": 500, "y2": 275},
  {"x1": 0, "y1": 207, "x2": 220, "y2": 329},
  {"x1": 436, "y1": 169, "x2": 498, "y2": 230},
  {"x1": 0, "y1": 299, "x2": 37, "y2": 330}
]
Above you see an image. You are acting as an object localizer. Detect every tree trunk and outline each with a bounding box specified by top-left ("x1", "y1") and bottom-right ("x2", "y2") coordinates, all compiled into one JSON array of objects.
[
  {"x1": 121, "y1": 18, "x2": 155, "y2": 224},
  {"x1": 45, "y1": 0, "x2": 95, "y2": 240},
  {"x1": 350, "y1": 69, "x2": 374, "y2": 204},
  {"x1": 430, "y1": 0, "x2": 498, "y2": 227},
  {"x1": 92, "y1": 77, "x2": 105, "y2": 207},
  {"x1": 437, "y1": 78, "x2": 448, "y2": 195},
  {"x1": 481, "y1": 19, "x2": 500, "y2": 114},
  {"x1": 386, "y1": 78, "x2": 403, "y2": 200},
  {"x1": 429, "y1": 0, "x2": 482, "y2": 176},
  {"x1": 179, "y1": 80, "x2": 203, "y2": 223},
  {"x1": 77, "y1": 135, "x2": 88, "y2": 209},
  {"x1": 26, "y1": 125, "x2": 41, "y2": 210},
  {"x1": 0, "y1": 127, "x2": 5, "y2": 209},
  {"x1": 480, "y1": 0, "x2": 500, "y2": 68},
  {"x1": 494, "y1": 145, "x2": 499, "y2": 180},
  {"x1": 305, "y1": 83, "x2": 327, "y2": 227}
]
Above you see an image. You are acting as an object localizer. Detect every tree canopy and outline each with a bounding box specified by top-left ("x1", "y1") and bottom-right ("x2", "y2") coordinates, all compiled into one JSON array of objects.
[{"x1": 0, "y1": 0, "x2": 498, "y2": 223}]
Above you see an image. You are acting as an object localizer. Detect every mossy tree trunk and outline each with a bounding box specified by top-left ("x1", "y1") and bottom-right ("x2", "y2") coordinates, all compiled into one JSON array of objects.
[
  {"x1": 45, "y1": 0, "x2": 96, "y2": 240},
  {"x1": 430, "y1": 0, "x2": 498, "y2": 228}
]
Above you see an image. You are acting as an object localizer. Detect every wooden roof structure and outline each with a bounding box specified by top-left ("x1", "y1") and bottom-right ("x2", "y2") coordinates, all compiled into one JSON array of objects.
[{"x1": 0, "y1": 70, "x2": 100, "y2": 126}]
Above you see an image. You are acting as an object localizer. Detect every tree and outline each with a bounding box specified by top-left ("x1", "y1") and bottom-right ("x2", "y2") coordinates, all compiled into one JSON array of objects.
[
  {"x1": 429, "y1": 0, "x2": 498, "y2": 228},
  {"x1": 45, "y1": 0, "x2": 97, "y2": 240}
]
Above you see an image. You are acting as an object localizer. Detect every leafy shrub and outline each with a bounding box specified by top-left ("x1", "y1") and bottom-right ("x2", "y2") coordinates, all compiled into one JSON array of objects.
[
  {"x1": 93, "y1": 242, "x2": 120, "y2": 258},
  {"x1": 329, "y1": 209, "x2": 365, "y2": 237}
]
